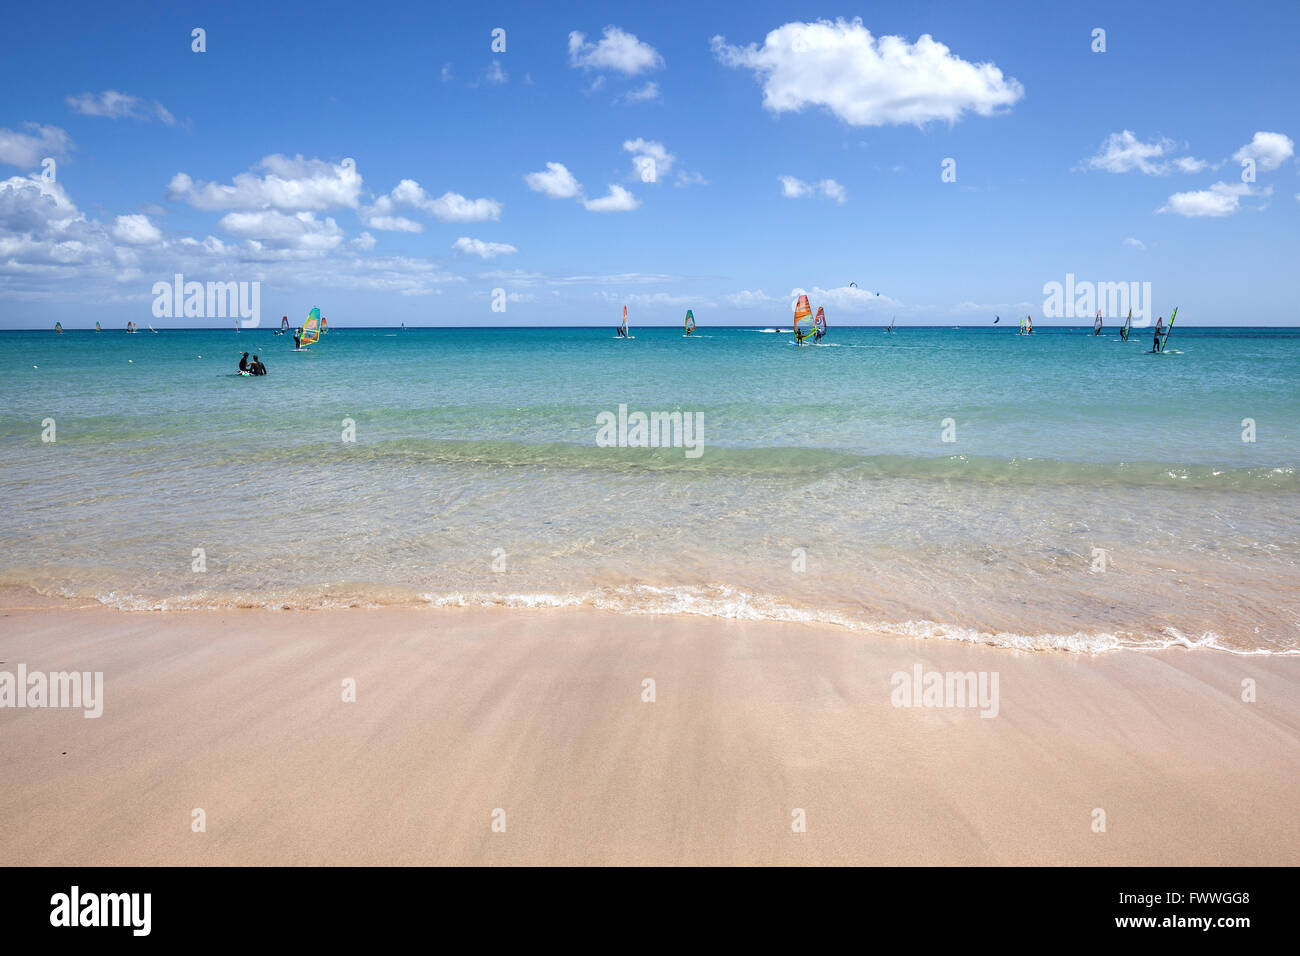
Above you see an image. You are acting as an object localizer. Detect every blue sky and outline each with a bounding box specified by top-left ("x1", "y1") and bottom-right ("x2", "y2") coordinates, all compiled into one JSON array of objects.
[{"x1": 1, "y1": 0, "x2": 1297, "y2": 328}]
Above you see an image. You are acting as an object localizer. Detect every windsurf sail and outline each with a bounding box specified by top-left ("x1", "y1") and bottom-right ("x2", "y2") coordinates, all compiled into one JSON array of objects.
[
  {"x1": 1121, "y1": 309, "x2": 1132, "y2": 341},
  {"x1": 1093, "y1": 309, "x2": 1103, "y2": 335},
  {"x1": 1162, "y1": 306, "x2": 1178, "y2": 349},
  {"x1": 300, "y1": 307, "x2": 322, "y2": 346},
  {"x1": 1027, "y1": 315, "x2": 1033, "y2": 333},
  {"x1": 886, "y1": 315, "x2": 895, "y2": 333},
  {"x1": 54, "y1": 321, "x2": 63, "y2": 333},
  {"x1": 618, "y1": 305, "x2": 629, "y2": 337},
  {"x1": 320, "y1": 316, "x2": 329, "y2": 334},
  {"x1": 126, "y1": 321, "x2": 135, "y2": 333},
  {"x1": 94, "y1": 321, "x2": 101, "y2": 332},
  {"x1": 684, "y1": 310, "x2": 695, "y2": 335},
  {"x1": 280, "y1": 316, "x2": 290, "y2": 332},
  {"x1": 149, "y1": 325, "x2": 157, "y2": 333},
  {"x1": 793, "y1": 294, "x2": 813, "y2": 343},
  {"x1": 814, "y1": 306, "x2": 827, "y2": 341}
]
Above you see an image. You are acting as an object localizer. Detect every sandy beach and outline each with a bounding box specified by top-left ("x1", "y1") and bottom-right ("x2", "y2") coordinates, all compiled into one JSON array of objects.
[{"x1": 2, "y1": 598, "x2": 1296, "y2": 866}]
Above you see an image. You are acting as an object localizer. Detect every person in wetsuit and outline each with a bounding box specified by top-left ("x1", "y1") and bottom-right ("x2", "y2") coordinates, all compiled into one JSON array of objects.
[
  {"x1": 238, "y1": 351, "x2": 250, "y2": 372},
  {"x1": 250, "y1": 354, "x2": 267, "y2": 375}
]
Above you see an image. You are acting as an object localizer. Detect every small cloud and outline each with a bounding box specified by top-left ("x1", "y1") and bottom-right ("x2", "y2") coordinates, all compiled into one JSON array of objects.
[
  {"x1": 1123, "y1": 237, "x2": 1145, "y2": 249},
  {"x1": 620, "y1": 81, "x2": 660, "y2": 103},
  {"x1": 582, "y1": 184, "x2": 640, "y2": 212},
  {"x1": 486, "y1": 60, "x2": 508, "y2": 85},
  {"x1": 675, "y1": 170, "x2": 708, "y2": 187},
  {"x1": 779, "y1": 175, "x2": 845, "y2": 202},
  {"x1": 111, "y1": 213, "x2": 162, "y2": 245},
  {"x1": 1233, "y1": 131, "x2": 1294, "y2": 172},
  {"x1": 1158, "y1": 181, "x2": 1269, "y2": 218},
  {"x1": 351, "y1": 231, "x2": 376, "y2": 250},
  {"x1": 568, "y1": 26, "x2": 664, "y2": 75},
  {"x1": 66, "y1": 90, "x2": 175, "y2": 125},
  {"x1": 623, "y1": 138, "x2": 675, "y2": 182},
  {"x1": 441, "y1": 64, "x2": 453, "y2": 83},
  {"x1": 0, "y1": 123, "x2": 72, "y2": 167},
  {"x1": 453, "y1": 236, "x2": 518, "y2": 259},
  {"x1": 524, "y1": 161, "x2": 583, "y2": 199}
]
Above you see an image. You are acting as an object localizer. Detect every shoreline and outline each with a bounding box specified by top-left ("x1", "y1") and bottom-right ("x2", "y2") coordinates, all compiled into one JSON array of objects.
[{"x1": 2, "y1": 604, "x2": 1297, "y2": 865}]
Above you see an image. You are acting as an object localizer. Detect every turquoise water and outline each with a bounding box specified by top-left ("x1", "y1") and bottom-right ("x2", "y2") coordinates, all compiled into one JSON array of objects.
[{"x1": 2, "y1": 325, "x2": 1297, "y2": 652}]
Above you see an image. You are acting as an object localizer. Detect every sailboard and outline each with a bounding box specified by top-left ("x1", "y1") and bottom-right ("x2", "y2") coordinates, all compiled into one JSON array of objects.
[
  {"x1": 813, "y1": 306, "x2": 827, "y2": 342},
  {"x1": 1093, "y1": 309, "x2": 1103, "y2": 335},
  {"x1": 95, "y1": 321, "x2": 102, "y2": 333},
  {"x1": 1120, "y1": 310, "x2": 1132, "y2": 341},
  {"x1": 1148, "y1": 306, "x2": 1179, "y2": 353},
  {"x1": 126, "y1": 321, "x2": 136, "y2": 333},
  {"x1": 793, "y1": 295, "x2": 814, "y2": 344},
  {"x1": 615, "y1": 305, "x2": 632, "y2": 339},
  {"x1": 299, "y1": 307, "x2": 322, "y2": 348},
  {"x1": 54, "y1": 321, "x2": 63, "y2": 334},
  {"x1": 885, "y1": 315, "x2": 895, "y2": 334},
  {"x1": 684, "y1": 309, "x2": 695, "y2": 336}
]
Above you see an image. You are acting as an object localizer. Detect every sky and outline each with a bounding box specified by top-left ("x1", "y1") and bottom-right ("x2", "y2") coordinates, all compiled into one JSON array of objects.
[{"x1": 1, "y1": 0, "x2": 1297, "y2": 328}]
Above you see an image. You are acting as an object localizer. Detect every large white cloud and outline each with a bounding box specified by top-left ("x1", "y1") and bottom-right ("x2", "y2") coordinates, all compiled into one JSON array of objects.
[
  {"x1": 0, "y1": 124, "x2": 72, "y2": 168},
  {"x1": 168, "y1": 155, "x2": 363, "y2": 211},
  {"x1": 1233, "y1": 131, "x2": 1294, "y2": 172},
  {"x1": 712, "y1": 18, "x2": 1022, "y2": 126},
  {"x1": 66, "y1": 90, "x2": 175, "y2": 126},
  {"x1": 568, "y1": 26, "x2": 663, "y2": 75},
  {"x1": 524, "y1": 162, "x2": 583, "y2": 198}
]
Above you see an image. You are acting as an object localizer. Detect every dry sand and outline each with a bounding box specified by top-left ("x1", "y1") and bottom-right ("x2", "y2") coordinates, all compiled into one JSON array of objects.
[{"x1": 1, "y1": 601, "x2": 1296, "y2": 865}]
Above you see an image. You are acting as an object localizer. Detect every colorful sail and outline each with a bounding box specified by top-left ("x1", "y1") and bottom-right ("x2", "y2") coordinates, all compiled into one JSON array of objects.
[
  {"x1": 320, "y1": 316, "x2": 329, "y2": 334},
  {"x1": 1162, "y1": 306, "x2": 1178, "y2": 349},
  {"x1": 618, "y1": 305, "x2": 628, "y2": 337},
  {"x1": 54, "y1": 321, "x2": 63, "y2": 333},
  {"x1": 794, "y1": 295, "x2": 813, "y2": 343},
  {"x1": 300, "y1": 307, "x2": 322, "y2": 346},
  {"x1": 94, "y1": 321, "x2": 101, "y2": 332},
  {"x1": 280, "y1": 316, "x2": 290, "y2": 332},
  {"x1": 813, "y1": 306, "x2": 827, "y2": 341},
  {"x1": 1120, "y1": 309, "x2": 1132, "y2": 341},
  {"x1": 684, "y1": 310, "x2": 695, "y2": 334}
]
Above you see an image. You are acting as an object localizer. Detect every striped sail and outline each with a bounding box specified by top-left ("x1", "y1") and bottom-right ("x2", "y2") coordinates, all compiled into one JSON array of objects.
[{"x1": 300, "y1": 307, "x2": 321, "y2": 346}]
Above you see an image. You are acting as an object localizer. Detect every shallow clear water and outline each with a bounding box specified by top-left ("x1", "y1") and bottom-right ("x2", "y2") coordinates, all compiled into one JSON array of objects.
[{"x1": 2, "y1": 325, "x2": 1297, "y2": 653}]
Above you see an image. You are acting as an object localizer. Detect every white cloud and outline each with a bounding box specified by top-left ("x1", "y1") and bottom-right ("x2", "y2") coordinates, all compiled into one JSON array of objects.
[
  {"x1": 568, "y1": 26, "x2": 664, "y2": 75},
  {"x1": 364, "y1": 179, "x2": 502, "y2": 226},
  {"x1": 621, "y1": 82, "x2": 661, "y2": 103},
  {"x1": 779, "y1": 175, "x2": 845, "y2": 202},
  {"x1": 582, "y1": 185, "x2": 641, "y2": 212},
  {"x1": 350, "y1": 231, "x2": 376, "y2": 250},
  {"x1": 1233, "y1": 131, "x2": 1294, "y2": 172},
  {"x1": 66, "y1": 90, "x2": 175, "y2": 125},
  {"x1": 779, "y1": 175, "x2": 812, "y2": 198},
  {"x1": 797, "y1": 284, "x2": 902, "y2": 312},
  {"x1": 1123, "y1": 237, "x2": 1145, "y2": 249},
  {"x1": 1079, "y1": 130, "x2": 1211, "y2": 175},
  {"x1": 675, "y1": 170, "x2": 708, "y2": 187},
  {"x1": 1157, "y1": 181, "x2": 1269, "y2": 218},
  {"x1": 111, "y1": 214, "x2": 161, "y2": 245},
  {"x1": 216, "y1": 210, "x2": 345, "y2": 251},
  {"x1": 712, "y1": 18, "x2": 1022, "y2": 127},
  {"x1": 440, "y1": 63, "x2": 453, "y2": 83},
  {"x1": 1080, "y1": 131, "x2": 1175, "y2": 174},
  {"x1": 486, "y1": 60, "x2": 508, "y2": 85},
  {"x1": 168, "y1": 155, "x2": 363, "y2": 211},
  {"x1": 524, "y1": 162, "x2": 583, "y2": 198},
  {"x1": 452, "y1": 236, "x2": 517, "y2": 259},
  {"x1": 623, "y1": 138, "x2": 675, "y2": 182},
  {"x1": 0, "y1": 124, "x2": 72, "y2": 168}
]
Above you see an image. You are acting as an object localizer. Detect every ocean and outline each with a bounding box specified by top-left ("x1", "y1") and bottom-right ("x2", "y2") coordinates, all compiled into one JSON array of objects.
[{"x1": 2, "y1": 324, "x2": 1297, "y2": 653}]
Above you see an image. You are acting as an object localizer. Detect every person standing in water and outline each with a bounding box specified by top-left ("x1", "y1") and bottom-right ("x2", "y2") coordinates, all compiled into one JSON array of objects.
[
  {"x1": 1152, "y1": 319, "x2": 1164, "y2": 353},
  {"x1": 250, "y1": 354, "x2": 267, "y2": 375},
  {"x1": 238, "y1": 351, "x2": 250, "y2": 372},
  {"x1": 293, "y1": 329, "x2": 301, "y2": 350}
]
